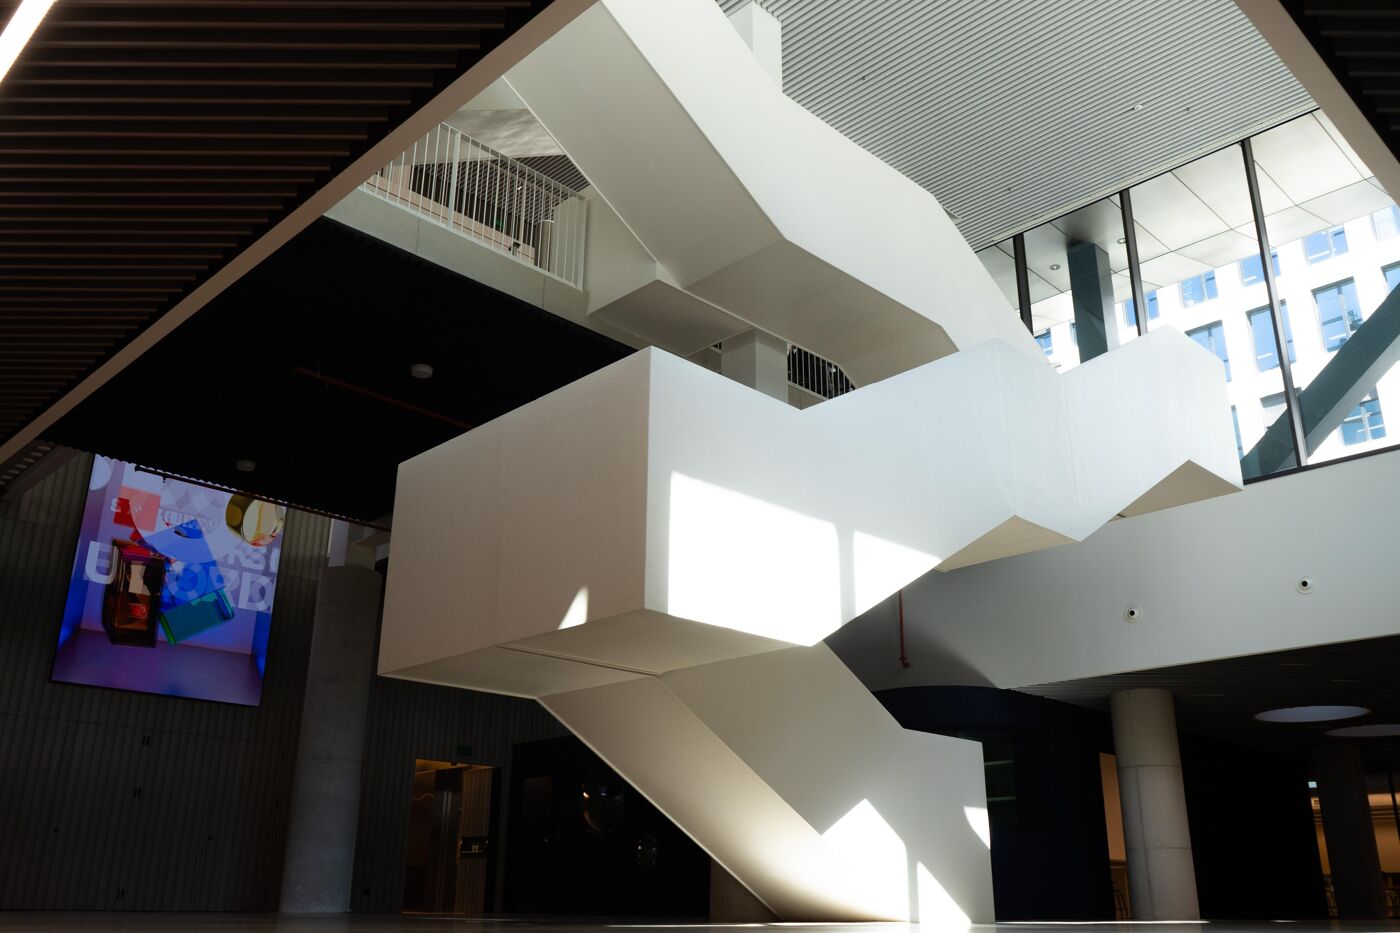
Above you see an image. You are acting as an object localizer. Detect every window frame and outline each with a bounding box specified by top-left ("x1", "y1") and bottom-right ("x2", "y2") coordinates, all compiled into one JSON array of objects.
[
  {"x1": 1247, "y1": 301, "x2": 1295, "y2": 371},
  {"x1": 1313, "y1": 277, "x2": 1363, "y2": 352},
  {"x1": 1186, "y1": 319, "x2": 1231, "y2": 382},
  {"x1": 1303, "y1": 225, "x2": 1349, "y2": 264}
]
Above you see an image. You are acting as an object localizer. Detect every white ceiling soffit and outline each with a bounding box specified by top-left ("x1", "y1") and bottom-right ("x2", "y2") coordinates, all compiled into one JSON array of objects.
[{"x1": 716, "y1": 0, "x2": 1315, "y2": 250}]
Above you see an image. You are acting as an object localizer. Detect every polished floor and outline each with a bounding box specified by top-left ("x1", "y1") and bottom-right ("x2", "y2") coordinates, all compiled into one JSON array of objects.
[{"x1": 3, "y1": 920, "x2": 1400, "y2": 933}]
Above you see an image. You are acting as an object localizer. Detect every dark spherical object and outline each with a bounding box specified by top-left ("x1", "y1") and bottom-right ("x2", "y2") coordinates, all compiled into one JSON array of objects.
[{"x1": 580, "y1": 769, "x2": 627, "y2": 836}]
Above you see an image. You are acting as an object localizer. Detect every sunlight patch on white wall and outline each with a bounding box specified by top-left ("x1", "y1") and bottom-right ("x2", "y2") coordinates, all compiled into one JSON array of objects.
[
  {"x1": 558, "y1": 586, "x2": 589, "y2": 629},
  {"x1": 852, "y1": 530, "x2": 938, "y2": 616},
  {"x1": 821, "y1": 799, "x2": 909, "y2": 920},
  {"x1": 667, "y1": 472, "x2": 840, "y2": 645},
  {"x1": 964, "y1": 805, "x2": 991, "y2": 849},
  {"x1": 917, "y1": 861, "x2": 973, "y2": 927}
]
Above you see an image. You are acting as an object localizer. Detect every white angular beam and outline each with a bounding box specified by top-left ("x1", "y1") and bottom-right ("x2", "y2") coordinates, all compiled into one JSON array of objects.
[
  {"x1": 543, "y1": 643, "x2": 994, "y2": 923},
  {"x1": 504, "y1": 0, "x2": 1039, "y2": 385}
]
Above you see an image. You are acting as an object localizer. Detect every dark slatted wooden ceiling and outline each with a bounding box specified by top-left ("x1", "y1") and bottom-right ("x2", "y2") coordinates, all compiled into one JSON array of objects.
[
  {"x1": 0, "y1": 0, "x2": 550, "y2": 463},
  {"x1": 1289, "y1": 1, "x2": 1400, "y2": 166}
]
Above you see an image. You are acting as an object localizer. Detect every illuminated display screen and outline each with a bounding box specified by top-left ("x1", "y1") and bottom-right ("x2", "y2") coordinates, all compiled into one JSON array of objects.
[{"x1": 51, "y1": 456, "x2": 287, "y2": 706}]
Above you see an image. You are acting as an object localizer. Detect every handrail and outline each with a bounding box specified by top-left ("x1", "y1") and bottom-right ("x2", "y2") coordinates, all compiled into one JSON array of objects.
[
  {"x1": 360, "y1": 122, "x2": 588, "y2": 289},
  {"x1": 788, "y1": 344, "x2": 855, "y2": 399}
]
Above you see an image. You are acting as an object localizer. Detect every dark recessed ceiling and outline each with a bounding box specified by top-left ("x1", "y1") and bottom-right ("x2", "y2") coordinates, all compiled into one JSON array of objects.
[
  {"x1": 44, "y1": 218, "x2": 633, "y2": 521},
  {"x1": 1023, "y1": 633, "x2": 1400, "y2": 764},
  {"x1": 0, "y1": 0, "x2": 553, "y2": 461},
  {"x1": 1288, "y1": 1, "x2": 1400, "y2": 169}
]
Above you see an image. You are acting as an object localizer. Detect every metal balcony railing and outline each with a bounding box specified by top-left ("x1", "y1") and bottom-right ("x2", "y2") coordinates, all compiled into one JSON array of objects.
[
  {"x1": 788, "y1": 344, "x2": 855, "y2": 400},
  {"x1": 361, "y1": 122, "x2": 588, "y2": 289}
]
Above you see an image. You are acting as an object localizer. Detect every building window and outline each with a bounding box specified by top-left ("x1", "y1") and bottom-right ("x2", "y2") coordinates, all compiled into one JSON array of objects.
[
  {"x1": 1314, "y1": 279, "x2": 1363, "y2": 351},
  {"x1": 1340, "y1": 394, "x2": 1386, "y2": 446},
  {"x1": 1247, "y1": 302, "x2": 1295, "y2": 371},
  {"x1": 1070, "y1": 322, "x2": 1078, "y2": 346},
  {"x1": 1231, "y1": 406, "x2": 1244, "y2": 460},
  {"x1": 1122, "y1": 291, "x2": 1159, "y2": 328},
  {"x1": 1036, "y1": 331, "x2": 1053, "y2": 356},
  {"x1": 1304, "y1": 226, "x2": 1349, "y2": 264},
  {"x1": 1373, "y1": 205, "x2": 1400, "y2": 241},
  {"x1": 1385, "y1": 262, "x2": 1400, "y2": 294},
  {"x1": 1180, "y1": 271, "x2": 1218, "y2": 307},
  {"x1": 1239, "y1": 249, "x2": 1281, "y2": 286},
  {"x1": 1187, "y1": 320, "x2": 1230, "y2": 381}
]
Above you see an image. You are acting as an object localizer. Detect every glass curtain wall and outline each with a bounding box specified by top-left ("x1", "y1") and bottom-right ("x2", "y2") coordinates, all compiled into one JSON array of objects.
[
  {"x1": 982, "y1": 109, "x2": 1400, "y2": 482},
  {"x1": 1129, "y1": 144, "x2": 1290, "y2": 477},
  {"x1": 1250, "y1": 112, "x2": 1400, "y2": 468},
  {"x1": 1019, "y1": 198, "x2": 1134, "y2": 372}
]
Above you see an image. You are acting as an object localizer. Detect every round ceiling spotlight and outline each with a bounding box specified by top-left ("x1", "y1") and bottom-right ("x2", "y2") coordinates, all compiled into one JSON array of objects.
[
  {"x1": 1050, "y1": 263, "x2": 1061, "y2": 271},
  {"x1": 1254, "y1": 705, "x2": 1370, "y2": 724},
  {"x1": 235, "y1": 459, "x2": 257, "y2": 473},
  {"x1": 1116, "y1": 237, "x2": 1127, "y2": 245},
  {"x1": 1326, "y1": 723, "x2": 1400, "y2": 738},
  {"x1": 410, "y1": 362, "x2": 435, "y2": 380}
]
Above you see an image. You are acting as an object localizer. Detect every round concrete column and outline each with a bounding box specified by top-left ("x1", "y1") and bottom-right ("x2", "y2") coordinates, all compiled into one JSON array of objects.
[
  {"x1": 1109, "y1": 688, "x2": 1200, "y2": 920},
  {"x1": 1312, "y1": 743, "x2": 1387, "y2": 919},
  {"x1": 279, "y1": 563, "x2": 383, "y2": 913}
]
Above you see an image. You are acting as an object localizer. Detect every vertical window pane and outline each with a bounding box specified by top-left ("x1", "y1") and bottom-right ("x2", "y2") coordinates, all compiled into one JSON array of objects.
[
  {"x1": 1339, "y1": 394, "x2": 1386, "y2": 446},
  {"x1": 1253, "y1": 111, "x2": 1400, "y2": 467},
  {"x1": 1130, "y1": 144, "x2": 1277, "y2": 476},
  {"x1": 1247, "y1": 302, "x2": 1294, "y2": 371},
  {"x1": 1240, "y1": 254, "x2": 1263, "y2": 286},
  {"x1": 1187, "y1": 320, "x2": 1230, "y2": 381},
  {"x1": 1385, "y1": 262, "x2": 1400, "y2": 293},
  {"x1": 1304, "y1": 227, "x2": 1348, "y2": 264},
  {"x1": 1314, "y1": 279, "x2": 1362, "y2": 352}
]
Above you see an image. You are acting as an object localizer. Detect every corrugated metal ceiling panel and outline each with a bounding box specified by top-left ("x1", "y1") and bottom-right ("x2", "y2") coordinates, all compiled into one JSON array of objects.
[{"x1": 717, "y1": 0, "x2": 1315, "y2": 249}]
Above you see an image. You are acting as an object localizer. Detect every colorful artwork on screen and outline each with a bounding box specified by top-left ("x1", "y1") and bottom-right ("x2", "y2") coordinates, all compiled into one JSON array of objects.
[{"x1": 51, "y1": 456, "x2": 287, "y2": 706}]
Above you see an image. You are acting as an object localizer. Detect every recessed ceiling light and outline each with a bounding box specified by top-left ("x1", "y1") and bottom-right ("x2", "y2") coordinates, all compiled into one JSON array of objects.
[
  {"x1": 0, "y1": 0, "x2": 57, "y2": 84},
  {"x1": 1325, "y1": 723, "x2": 1400, "y2": 738},
  {"x1": 1116, "y1": 237, "x2": 1127, "y2": 245},
  {"x1": 1049, "y1": 264, "x2": 1061, "y2": 271},
  {"x1": 235, "y1": 459, "x2": 256, "y2": 473},
  {"x1": 410, "y1": 363, "x2": 434, "y2": 380},
  {"x1": 1255, "y1": 705, "x2": 1370, "y2": 724}
]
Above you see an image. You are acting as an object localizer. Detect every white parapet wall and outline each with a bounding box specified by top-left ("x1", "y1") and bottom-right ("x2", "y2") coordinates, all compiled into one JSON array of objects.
[
  {"x1": 379, "y1": 329, "x2": 1238, "y2": 695},
  {"x1": 378, "y1": 327, "x2": 1240, "y2": 922},
  {"x1": 828, "y1": 442, "x2": 1400, "y2": 694}
]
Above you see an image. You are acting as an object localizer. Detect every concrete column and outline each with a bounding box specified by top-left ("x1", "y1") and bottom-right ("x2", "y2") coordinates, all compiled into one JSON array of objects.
[
  {"x1": 1312, "y1": 743, "x2": 1387, "y2": 919},
  {"x1": 721, "y1": 329, "x2": 788, "y2": 401},
  {"x1": 1067, "y1": 241, "x2": 1119, "y2": 361},
  {"x1": 726, "y1": 1, "x2": 782, "y2": 88},
  {"x1": 1109, "y1": 688, "x2": 1200, "y2": 920},
  {"x1": 279, "y1": 562, "x2": 383, "y2": 913}
]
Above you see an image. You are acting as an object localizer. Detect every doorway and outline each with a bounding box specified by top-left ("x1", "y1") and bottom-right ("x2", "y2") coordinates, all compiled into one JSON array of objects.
[{"x1": 402, "y1": 758, "x2": 499, "y2": 915}]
